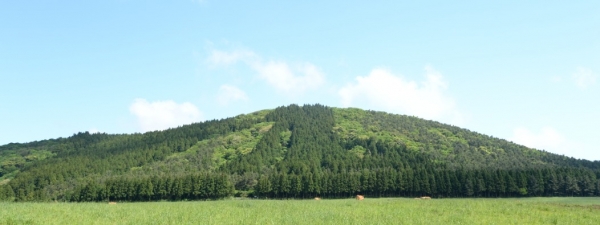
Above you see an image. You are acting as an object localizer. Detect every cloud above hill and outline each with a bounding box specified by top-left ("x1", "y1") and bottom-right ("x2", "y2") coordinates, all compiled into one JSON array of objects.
[
  {"x1": 208, "y1": 49, "x2": 325, "y2": 95},
  {"x1": 129, "y1": 99, "x2": 203, "y2": 132},
  {"x1": 216, "y1": 84, "x2": 249, "y2": 106},
  {"x1": 339, "y1": 66, "x2": 462, "y2": 125},
  {"x1": 511, "y1": 126, "x2": 566, "y2": 151}
]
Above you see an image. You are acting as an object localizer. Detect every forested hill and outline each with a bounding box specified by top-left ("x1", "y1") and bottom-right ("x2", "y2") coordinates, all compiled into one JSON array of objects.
[{"x1": 1, "y1": 104, "x2": 599, "y2": 202}]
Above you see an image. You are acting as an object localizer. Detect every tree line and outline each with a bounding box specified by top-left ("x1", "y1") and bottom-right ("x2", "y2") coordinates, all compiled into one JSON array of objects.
[{"x1": 253, "y1": 167, "x2": 600, "y2": 198}]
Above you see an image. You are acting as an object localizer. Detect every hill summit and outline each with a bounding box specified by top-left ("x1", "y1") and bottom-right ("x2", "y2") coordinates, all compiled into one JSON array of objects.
[{"x1": 1, "y1": 104, "x2": 599, "y2": 201}]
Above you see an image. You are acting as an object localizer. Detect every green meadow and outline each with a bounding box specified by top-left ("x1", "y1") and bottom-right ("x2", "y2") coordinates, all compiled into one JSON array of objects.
[{"x1": 1, "y1": 197, "x2": 599, "y2": 225}]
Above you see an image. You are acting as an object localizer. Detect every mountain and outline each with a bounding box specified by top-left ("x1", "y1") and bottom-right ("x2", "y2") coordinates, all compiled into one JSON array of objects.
[{"x1": 1, "y1": 104, "x2": 599, "y2": 201}]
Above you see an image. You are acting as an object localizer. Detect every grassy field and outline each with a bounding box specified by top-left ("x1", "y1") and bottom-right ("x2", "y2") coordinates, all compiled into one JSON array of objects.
[{"x1": 1, "y1": 197, "x2": 599, "y2": 225}]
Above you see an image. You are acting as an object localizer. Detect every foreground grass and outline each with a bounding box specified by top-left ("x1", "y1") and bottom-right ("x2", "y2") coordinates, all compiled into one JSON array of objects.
[{"x1": 1, "y1": 198, "x2": 599, "y2": 225}]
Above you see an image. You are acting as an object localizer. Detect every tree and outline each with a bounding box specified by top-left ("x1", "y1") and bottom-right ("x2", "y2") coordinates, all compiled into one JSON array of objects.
[
  {"x1": 565, "y1": 176, "x2": 580, "y2": 196},
  {"x1": 0, "y1": 185, "x2": 15, "y2": 201},
  {"x1": 138, "y1": 178, "x2": 154, "y2": 201},
  {"x1": 255, "y1": 176, "x2": 272, "y2": 198}
]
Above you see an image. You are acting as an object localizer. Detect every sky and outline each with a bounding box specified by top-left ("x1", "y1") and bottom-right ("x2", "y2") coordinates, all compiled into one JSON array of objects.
[{"x1": 1, "y1": 1, "x2": 598, "y2": 160}]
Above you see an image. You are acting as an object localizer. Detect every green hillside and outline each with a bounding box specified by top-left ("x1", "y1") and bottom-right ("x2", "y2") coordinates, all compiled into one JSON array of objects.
[{"x1": 1, "y1": 104, "x2": 599, "y2": 202}]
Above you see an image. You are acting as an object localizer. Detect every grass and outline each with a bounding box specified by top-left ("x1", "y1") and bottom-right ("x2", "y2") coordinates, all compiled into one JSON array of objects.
[{"x1": 1, "y1": 197, "x2": 599, "y2": 225}]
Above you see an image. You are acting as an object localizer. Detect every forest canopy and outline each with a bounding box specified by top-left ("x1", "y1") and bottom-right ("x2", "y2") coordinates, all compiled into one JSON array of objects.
[{"x1": 1, "y1": 104, "x2": 599, "y2": 202}]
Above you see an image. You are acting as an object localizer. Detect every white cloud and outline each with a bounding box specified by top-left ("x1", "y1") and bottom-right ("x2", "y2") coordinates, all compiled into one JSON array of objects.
[
  {"x1": 217, "y1": 84, "x2": 249, "y2": 106},
  {"x1": 208, "y1": 49, "x2": 325, "y2": 94},
  {"x1": 572, "y1": 67, "x2": 596, "y2": 89},
  {"x1": 250, "y1": 61, "x2": 325, "y2": 93},
  {"x1": 129, "y1": 99, "x2": 202, "y2": 132},
  {"x1": 88, "y1": 128, "x2": 100, "y2": 134},
  {"x1": 511, "y1": 126, "x2": 566, "y2": 152},
  {"x1": 510, "y1": 126, "x2": 600, "y2": 160},
  {"x1": 338, "y1": 66, "x2": 462, "y2": 124},
  {"x1": 208, "y1": 49, "x2": 257, "y2": 66}
]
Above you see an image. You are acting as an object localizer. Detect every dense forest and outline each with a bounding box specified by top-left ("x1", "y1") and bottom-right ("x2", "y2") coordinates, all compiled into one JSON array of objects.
[{"x1": 1, "y1": 104, "x2": 599, "y2": 202}]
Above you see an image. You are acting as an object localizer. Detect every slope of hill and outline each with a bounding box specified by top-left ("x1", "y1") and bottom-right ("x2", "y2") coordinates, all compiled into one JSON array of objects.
[{"x1": 1, "y1": 104, "x2": 599, "y2": 202}]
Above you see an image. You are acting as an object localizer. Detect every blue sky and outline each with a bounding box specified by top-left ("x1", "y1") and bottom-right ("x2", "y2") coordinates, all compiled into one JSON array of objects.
[{"x1": 1, "y1": 1, "x2": 598, "y2": 160}]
